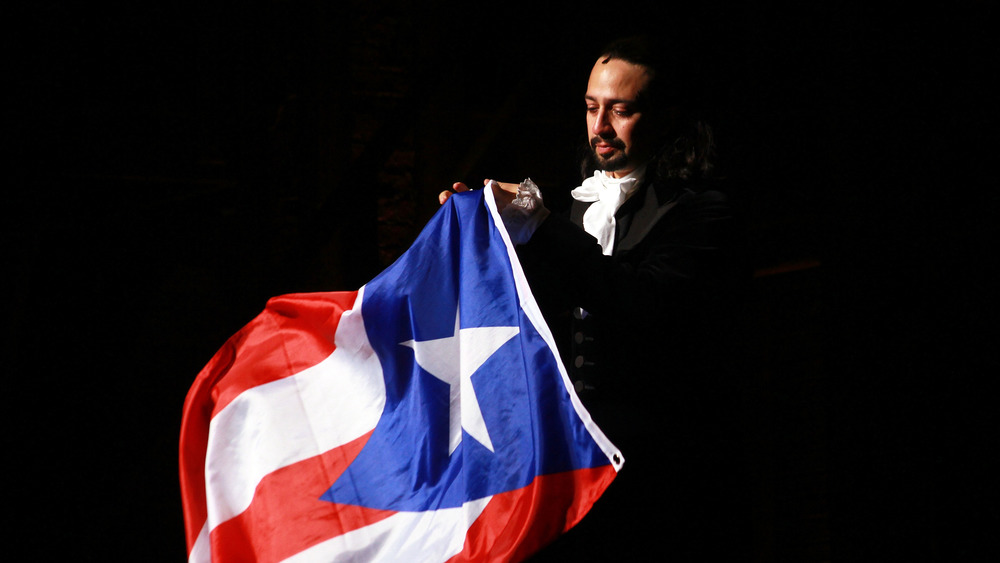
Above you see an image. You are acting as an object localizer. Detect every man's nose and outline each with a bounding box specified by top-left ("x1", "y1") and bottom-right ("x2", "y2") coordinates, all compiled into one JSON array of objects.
[{"x1": 591, "y1": 111, "x2": 614, "y2": 137}]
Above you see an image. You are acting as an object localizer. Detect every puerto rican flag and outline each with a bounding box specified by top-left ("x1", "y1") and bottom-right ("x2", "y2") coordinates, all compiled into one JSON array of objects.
[{"x1": 179, "y1": 184, "x2": 623, "y2": 562}]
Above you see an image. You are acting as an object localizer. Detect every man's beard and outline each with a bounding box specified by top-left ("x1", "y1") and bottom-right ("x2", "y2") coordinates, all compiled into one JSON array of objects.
[{"x1": 589, "y1": 136, "x2": 629, "y2": 172}]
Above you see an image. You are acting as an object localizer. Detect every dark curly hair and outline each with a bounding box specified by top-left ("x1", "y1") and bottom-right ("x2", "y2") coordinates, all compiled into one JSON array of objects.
[{"x1": 581, "y1": 35, "x2": 716, "y2": 184}]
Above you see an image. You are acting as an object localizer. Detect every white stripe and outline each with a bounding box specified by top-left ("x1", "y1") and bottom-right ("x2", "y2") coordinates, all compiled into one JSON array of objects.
[
  {"x1": 484, "y1": 182, "x2": 623, "y2": 471},
  {"x1": 188, "y1": 522, "x2": 210, "y2": 563},
  {"x1": 204, "y1": 286, "x2": 386, "y2": 528},
  {"x1": 283, "y1": 496, "x2": 491, "y2": 562}
]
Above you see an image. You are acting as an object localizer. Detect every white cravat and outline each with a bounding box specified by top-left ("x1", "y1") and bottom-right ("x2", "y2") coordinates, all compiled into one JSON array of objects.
[{"x1": 570, "y1": 164, "x2": 647, "y2": 255}]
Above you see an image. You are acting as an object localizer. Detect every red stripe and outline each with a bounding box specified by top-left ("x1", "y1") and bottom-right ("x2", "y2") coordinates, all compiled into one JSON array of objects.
[
  {"x1": 208, "y1": 430, "x2": 396, "y2": 563},
  {"x1": 179, "y1": 348, "x2": 218, "y2": 550},
  {"x1": 179, "y1": 290, "x2": 359, "y2": 554},
  {"x1": 210, "y1": 291, "x2": 358, "y2": 415},
  {"x1": 450, "y1": 465, "x2": 618, "y2": 562}
]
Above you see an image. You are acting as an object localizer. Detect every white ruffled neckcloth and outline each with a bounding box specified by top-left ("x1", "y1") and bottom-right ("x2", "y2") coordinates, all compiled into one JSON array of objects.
[{"x1": 570, "y1": 164, "x2": 648, "y2": 255}]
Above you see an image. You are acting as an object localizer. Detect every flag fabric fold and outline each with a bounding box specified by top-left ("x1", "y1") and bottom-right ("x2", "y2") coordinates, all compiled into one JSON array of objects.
[{"x1": 179, "y1": 185, "x2": 623, "y2": 562}]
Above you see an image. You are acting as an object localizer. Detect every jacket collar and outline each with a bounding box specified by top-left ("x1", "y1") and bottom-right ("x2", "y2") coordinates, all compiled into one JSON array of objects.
[
  {"x1": 615, "y1": 176, "x2": 687, "y2": 253},
  {"x1": 571, "y1": 175, "x2": 687, "y2": 255}
]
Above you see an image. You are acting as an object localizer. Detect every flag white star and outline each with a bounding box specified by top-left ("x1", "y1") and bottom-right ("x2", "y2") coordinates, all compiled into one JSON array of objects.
[{"x1": 401, "y1": 310, "x2": 519, "y2": 455}]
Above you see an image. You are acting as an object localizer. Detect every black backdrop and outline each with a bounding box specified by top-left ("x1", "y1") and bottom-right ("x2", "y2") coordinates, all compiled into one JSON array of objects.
[{"x1": 10, "y1": 1, "x2": 993, "y2": 560}]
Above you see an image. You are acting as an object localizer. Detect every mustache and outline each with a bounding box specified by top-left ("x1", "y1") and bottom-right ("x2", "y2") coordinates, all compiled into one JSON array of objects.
[{"x1": 590, "y1": 136, "x2": 626, "y2": 151}]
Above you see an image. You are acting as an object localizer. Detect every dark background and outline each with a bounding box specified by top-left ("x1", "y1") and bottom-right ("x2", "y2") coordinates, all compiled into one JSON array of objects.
[{"x1": 9, "y1": 1, "x2": 993, "y2": 560}]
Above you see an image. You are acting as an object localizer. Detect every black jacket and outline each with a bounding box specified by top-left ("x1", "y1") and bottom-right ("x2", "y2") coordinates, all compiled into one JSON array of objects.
[
  {"x1": 517, "y1": 175, "x2": 749, "y2": 429},
  {"x1": 518, "y1": 173, "x2": 753, "y2": 560}
]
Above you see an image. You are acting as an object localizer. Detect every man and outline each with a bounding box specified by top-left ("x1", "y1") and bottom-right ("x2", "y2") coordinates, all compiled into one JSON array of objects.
[{"x1": 443, "y1": 36, "x2": 751, "y2": 559}]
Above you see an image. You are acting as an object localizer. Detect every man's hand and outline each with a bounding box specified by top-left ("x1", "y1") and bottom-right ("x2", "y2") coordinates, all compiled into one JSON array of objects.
[
  {"x1": 438, "y1": 182, "x2": 471, "y2": 205},
  {"x1": 439, "y1": 180, "x2": 518, "y2": 210},
  {"x1": 490, "y1": 180, "x2": 518, "y2": 212}
]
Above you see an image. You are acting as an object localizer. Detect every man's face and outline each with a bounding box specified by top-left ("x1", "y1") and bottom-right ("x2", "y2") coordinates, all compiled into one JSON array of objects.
[{"x1": 585, "y1": 57, "x2": 654, "y2": 177}]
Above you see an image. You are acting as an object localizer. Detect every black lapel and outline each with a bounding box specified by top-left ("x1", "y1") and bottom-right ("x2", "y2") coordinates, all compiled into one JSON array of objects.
[
  {"x1": 570, "y1": 198, "x2": 592, "y2": 227},
  {"x1": 615, "y1": 180, "x2": 682, "y2": 254}
]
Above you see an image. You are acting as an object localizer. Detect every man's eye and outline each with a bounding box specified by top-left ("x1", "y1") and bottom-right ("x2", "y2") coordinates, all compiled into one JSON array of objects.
[{"x1": 614, "y1": 109, "x2": 632, "y2": 117}]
